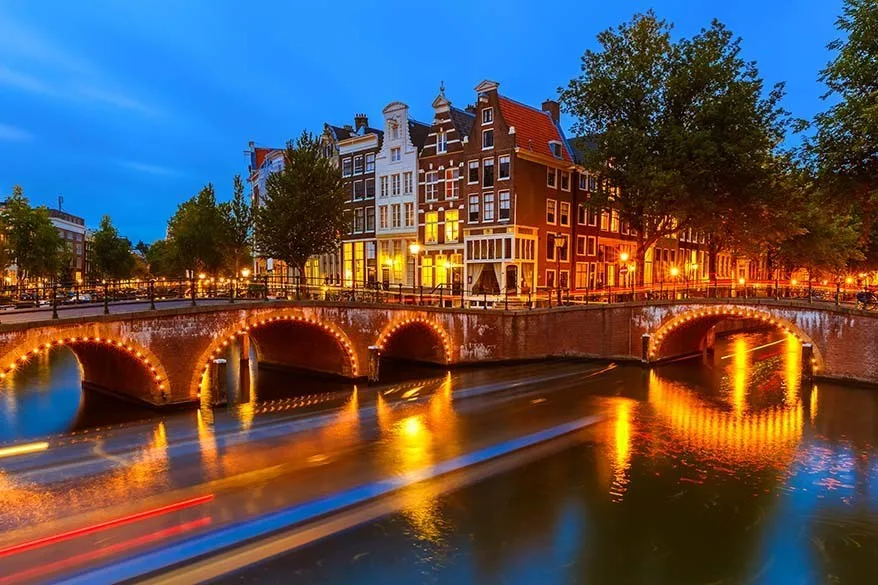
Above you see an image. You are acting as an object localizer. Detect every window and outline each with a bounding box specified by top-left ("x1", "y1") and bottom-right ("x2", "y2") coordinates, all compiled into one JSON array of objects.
[
  {"x1": 588, "y1": 175, "x2": 597, "y2": 191},
  {"x1": 404, "y1": 202, "x2": 414, "y2": 227},
  {"x1": 579, "y1": 174, "x2": 588, "y2": 190},
  {"x1": 391, "y1": 174, "x2": 401, "y2": 196},
  {"x1": 499, "y1": 191, "x2": 510, "y2": 220},
  {"x1": 558, "y1": 235, "x2": 569, "y2": 261},
  {"x1": 380, "y1": 176, "x2": 388, "y2": 198},
  {"x1": 353, "y1": 155, "x2": 364, "y2": 175},
  {"x1": 611, "y1": 210, "x2": 620, "y2": 232},
  {"x1": 498, "y1": 155, "x2": 510, "y2": 180},
  {"x1": 354, "y1": 208, "x2": 364, "y2": 233},
  {"x1": 366, "y1": 207, "x2": 375, "y2": 231},
  {"x1": 482, "y1": 107, "x2": 493, "y2": 125},
  {"x1": 547, "y1": 235, "x2": 556, "y2": 261},
  {"x1": 549, "y1": 142, "x2": 562, "y2": 158},
  {"x1": 365, "y1": 178, "x2": 375, "y2": 199},
  {"x1": 577, "y1": 204, "x2": 586, "y2": 225},
  {"x1": 425, "y1": 211, "x2": 439, "y2": 244},
  {"x1": 469, "y1": 195, "x2": 480, "y2": 222},
  {"x1": 391, "y1": 122, "x2": 400, "y2": 140},
  {"x1": 546, "y1": 199, "x2": 557, "y2": 224},
  {"x1": 484, "y1": 193, "x2": 495, "y2": 221},
  {"x1": 445, "y1": 168, "x2": 459, "y2": 199},
  {"x1": 425, "y1": 171, "x2": 439, "y2": 201},
  {"x1": 600, "y1": 211, "x2": 608, "y2": 231},
  {"x1": 482, "y1": 129, "x2": 494, "y2": 149},
  {"x1": 404, "y1": 172, "x2": 413, "y2": 194},
  {"x1": 561, "y1": 172, "x2": 570, "y2": 191},
  {"x1": 468, "y1": 160, "x2": 479, "y2": 184},
  {"x1": 445, "y1": 209, "x2": 459, "y2": 242},
  {"x1": 391, "y1": 147, "x2": 401, "y2": 162},
  {"x1": 587, "y1": 236, "x2": 597, "y2": 256},
  {"x1": 379, "y1": 205, "x2": 388, "y2": 229},
  {"x1": 365, "y1": 153, "x2": 375, "y2": 172},
  {"x1": 577, "y1": 235, "x2": 586, "y2": 256},
  {"x1": 546, "y1": 269, "x2": 556, "y2": 288},
  {"x1": 391, "y1": 204, "x2": 401, "y2": 228},
  {"x1": 437, "y1": 130, "x2": 447, "y2": 153},
  {"x1": 588, "y1": 208, "x2": 598, "y2": 226},
  {"x1": 342, "y1": 158, "x2": 352, "y2": 177},
  {"x1": 353, "y1": 181, "x2": 364, "y2": 201},
  {"x1": 482, "y1": 158, "x2": 495, "y2": 188},
  {"x1": 547, "y1": 168, "x2": 557, "y2": 188},
  {"x1": 560, "y1": 201, "x2": 570, "y2": 226}
]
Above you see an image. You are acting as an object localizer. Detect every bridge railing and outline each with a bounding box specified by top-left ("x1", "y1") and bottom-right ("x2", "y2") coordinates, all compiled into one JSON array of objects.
[{"x1": 0, "y1": 275, "x2": 873, "y2": 317}]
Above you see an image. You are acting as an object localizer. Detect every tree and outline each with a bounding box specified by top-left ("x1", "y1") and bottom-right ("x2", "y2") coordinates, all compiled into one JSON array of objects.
[
  {"x1": 807, "y1": 0, "x2": 877, "y2": 269},
  {"x1": 255, "y1": 132, "x2": 347, "y2": 279},
  {"x1": 561, "y1": 12, "x2": 684, "y2": 282},
  {"x1": 90, "y1": 215, "x2": 135, "y2": 280},
  {"x1": 145, "y1": 239, "x2": 178, "y2": 277},
  {"x1": 1, "y1": 186, "x2": 64, "y2": 282},
  {"x1": 220, "y1": 174, "x2": 253, "y2": 276},
  {"x1": 167, "y1": 184, "x2": 226, "y2": 275}
]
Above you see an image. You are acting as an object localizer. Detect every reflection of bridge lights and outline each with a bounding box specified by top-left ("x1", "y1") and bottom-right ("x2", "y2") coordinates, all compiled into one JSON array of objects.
[
  {"x1": 377, "y1": 318, "x2": 452, "y2": 363},
  {"x1": 609, "y1": 399, "x2": 634, "y2": 501},
  {"x1": 732, "y1": 337, "x2": 749, "y2": 417},
  {"x1": 648, "y1": 371, "x2": 804, "y2": 462}
]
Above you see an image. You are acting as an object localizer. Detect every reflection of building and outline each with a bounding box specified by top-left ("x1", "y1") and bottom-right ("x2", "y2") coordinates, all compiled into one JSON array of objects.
[
  {"x1": 374, "y1": 102, "x2": 430, "y2": 287},
  {"x1": 48, "y1": 209, "x2": 87, "y2": 281}
]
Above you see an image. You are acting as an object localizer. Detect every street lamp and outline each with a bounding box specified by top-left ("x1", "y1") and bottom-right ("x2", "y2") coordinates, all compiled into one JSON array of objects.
[
  {"x1": 409, "y1": 242, "x2": 422, "y2": 292},
  {"x1": 241, "y1": 268, "x2": 251, "y2": 279},
  {"x1": 670, "y1": 266, "x2": 679, "y2": 299}
]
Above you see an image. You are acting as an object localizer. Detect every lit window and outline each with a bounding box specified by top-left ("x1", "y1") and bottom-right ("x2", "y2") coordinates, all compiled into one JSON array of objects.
[
  {"x1": 445, "y1": 209, "x2": 459, "y2": 242},
  {"x1": 560, "y1": 201, "x2": 570, "y2": 226},
  {"x1": 546, "y1": 199, "x2": 556, "y2": 224},
  {"x1": 425, "y1": 211, "x2": 439, "y2": 243}
]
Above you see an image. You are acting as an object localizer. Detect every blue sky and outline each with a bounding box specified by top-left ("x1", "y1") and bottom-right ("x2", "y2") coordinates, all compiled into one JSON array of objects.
[{"x1": 0, "y1": 0, "x2": 843, "y2": 243}]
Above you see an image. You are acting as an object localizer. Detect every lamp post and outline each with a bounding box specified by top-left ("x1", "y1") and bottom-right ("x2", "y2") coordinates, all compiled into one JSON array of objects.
[
  {"x1": 554, "y1": 236, "x2": 565, "y2": 305},
  {"x1": 690, "y1": 263, "x2": 698, "y2": 298},
  {"x1": 738, "y1": 276, "x2": 746, "y2": 298},
  {"x1": 408, "y1": 242, "x2": 422, "y2": 298},
  {"x1": 670, "y1": 266, "x2": 679, "y2": 300}
]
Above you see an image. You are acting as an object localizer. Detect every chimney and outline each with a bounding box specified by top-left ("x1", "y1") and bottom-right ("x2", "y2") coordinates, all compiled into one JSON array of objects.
[
  {"x1": 354, "y1": 113, "x2": 368, "y2": 133},
  {"x1": 542, "y1": 99, "x2": 560, "y2": 123},
  {"x1": 465, "y1": 104, "x2": 476, "y2": 113}
]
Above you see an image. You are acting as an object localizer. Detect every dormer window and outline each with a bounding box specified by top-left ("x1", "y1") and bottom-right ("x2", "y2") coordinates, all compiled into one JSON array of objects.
[
  {"x1": 437, "y1": 130, "x2": 447, "y2": 153},
  {"x1": 482, "y1": 107, "x2": 493, "y2": 125},
  {"x1": 549, "y1": 141, "x2": 563, "y2": 159}
]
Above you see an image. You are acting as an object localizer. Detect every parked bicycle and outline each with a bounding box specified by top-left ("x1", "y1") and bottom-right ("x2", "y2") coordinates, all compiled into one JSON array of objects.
[{"x1": 856, "y1": 290, "x2": 877, "y2": 310}]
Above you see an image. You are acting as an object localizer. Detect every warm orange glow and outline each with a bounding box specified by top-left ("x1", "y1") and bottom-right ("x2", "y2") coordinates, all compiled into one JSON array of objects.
[
  {"x1": 670, "y1": 267, "x2": 679, "y2": 277},
  {"x1": 609, "y1": 399, "x2": 633, "y2": 501},
  {"x1": 619, "y1": 251, "x2": 629, "y2": 263},
  {"x1": 738, "y1": 277, "x2": 745, "y2": 285},
  {"x1": 731, "y1": 337, "x2": 749, "y2": 417},
  {"x1": 408, "y1": 242, "x2": 421, "y2": 255}
]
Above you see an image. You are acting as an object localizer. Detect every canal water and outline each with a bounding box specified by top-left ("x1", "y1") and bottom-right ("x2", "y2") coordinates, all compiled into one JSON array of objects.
[
  {"x1": 212, "y1": 330, "x2": 878, "y2": 585},
  {"x1": 2, "y1": 329, "x2": 878, "y2": 584}
]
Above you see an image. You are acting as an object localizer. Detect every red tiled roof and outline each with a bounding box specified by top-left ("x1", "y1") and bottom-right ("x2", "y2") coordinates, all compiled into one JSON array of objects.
[
  {"x1": 253, "y1": 147, "x2": 277, "y2": 170},
  {"x1": 497, "y1": 96, "x2": 571, "y2": 163}
]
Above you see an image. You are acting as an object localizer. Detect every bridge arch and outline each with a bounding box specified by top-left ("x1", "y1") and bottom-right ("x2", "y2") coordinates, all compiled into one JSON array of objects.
[
  {"x1": 0, "y1": 334, "x2": 170, "y2": 404},
  {"x1": 193, "y1": 312, "x2": 360, "y2": 398},
  {"x1": 647, "y1": 305, "x2": 824, "y2": 373},
  {"x1": 376, "y1": 318, "x2": 452, "y2": 364}
]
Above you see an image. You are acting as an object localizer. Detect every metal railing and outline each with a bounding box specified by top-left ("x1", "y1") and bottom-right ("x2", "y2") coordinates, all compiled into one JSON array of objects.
[{"x1": 0, "y1": 275, "x2": 873, "y2": 320}]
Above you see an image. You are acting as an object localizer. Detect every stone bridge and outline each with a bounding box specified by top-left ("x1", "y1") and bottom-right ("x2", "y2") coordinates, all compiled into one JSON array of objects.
[{"x1": 0, "y1": 299, "x2": 873, "y2": 407}]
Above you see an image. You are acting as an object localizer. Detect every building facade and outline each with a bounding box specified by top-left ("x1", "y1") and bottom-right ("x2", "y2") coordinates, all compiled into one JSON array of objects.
[
  {"x1": 415, "y1": 85, "x2": 474, "y2": 292},
  {"x1": 48, "y1": 209, "x2": 87, "y2": 281},
  {"x1": 247, "y1": 142, "x2": 286, "y2": 276},
  {"x1": 374, "y1": 102, "x2": 429, "y2": 288}
]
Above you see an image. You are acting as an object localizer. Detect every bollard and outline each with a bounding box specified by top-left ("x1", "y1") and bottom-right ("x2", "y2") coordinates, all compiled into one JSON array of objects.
[
  {"x1": 210, "y1": 358, "x2": 228, "y2": 407},
  {"x1": 149, "y1": 280, "x2": 156, "y2": 310},
  {"x1": 801, "y1": 343, "x2": 814, "y2": 381},
  {"x1": 238, "y1": 335, "x2": 250, "y2": 403},
  {"x1": 52, "y1": 283, "x2": 59, "y2": 320},
  {"x1": 104, "y1": 284, "x2": 110, "y2": 315},
  {"x1": 367, "y1": 345, "x2": 381, "y2": 382}
]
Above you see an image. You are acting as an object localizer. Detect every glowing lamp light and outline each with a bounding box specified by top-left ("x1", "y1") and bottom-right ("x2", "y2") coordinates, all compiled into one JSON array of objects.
[
  {"x1": 691, "y1": 263, "x2": 698, "y2": 271},
  {"x1": 384, "y1": 258, "x2": 394, "y2": 267},
  {"x1": 198, "y1": 273, "x2": 206, "y2": 280},
  {"x1": 738, "y1": 277, "x2": 745, "y2": 285},
  {"x1": 241, "y1": 268, "x2": 251, "y2": 278},
  {"x1": 408, "y1": 242, "x2": 422, "y2": 255},
  {"x1": 443, "y1": 261, "x2": 453, "y2": 270},
  {"x1": 669, "y1": 267, "x2": 679, "y2": 277},
  {"x1": 619, "y1": 252, "x2": 629, "y2": 263},
  {"x1": 845, "y1": 277, "x2": 853, "y2": 285},
  {"x1": 791, "y1": 279, "x2": 798, "y2": 286}
]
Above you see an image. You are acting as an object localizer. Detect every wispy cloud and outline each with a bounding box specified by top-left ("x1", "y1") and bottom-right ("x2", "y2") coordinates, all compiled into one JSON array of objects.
[
  {"x1": 0, "y1": 17, "x2": 161, "y2": 117},
  {"x1": 0, "y1": 123, "x2": 33, "y2": 142},
  {"x1": 116, "y1": 160, "x2": 180, "y2": 177}
]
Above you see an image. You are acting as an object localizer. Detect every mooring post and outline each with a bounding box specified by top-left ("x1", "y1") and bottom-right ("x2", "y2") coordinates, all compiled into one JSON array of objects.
[
  {"x1": 801, "y1": 343, "x2": 814, "y2": 381},
  {"x1": 210, "y1": 358, "x2": 228, "y2": 407},
  {"x1": 641, "y1": 333, "x2": 651, "y2": 363},
  {"x1": 367, "y1": 345, "x2": 381, "y2": 382}
]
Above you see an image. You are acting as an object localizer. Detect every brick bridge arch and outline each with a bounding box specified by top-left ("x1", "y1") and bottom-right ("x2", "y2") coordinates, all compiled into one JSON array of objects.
[
  {"x1": 376, "y1": 317, "x2": 452, "y2": 364},
  {"x1": 191, "y1": 311, "x2": 360, "y2": 399},
  {"x1": 645, "y1": 303, "x2": 826, "y2": 373},
  {"x1": 0, "y1": 326, "x2": 169, "y2": 404}
]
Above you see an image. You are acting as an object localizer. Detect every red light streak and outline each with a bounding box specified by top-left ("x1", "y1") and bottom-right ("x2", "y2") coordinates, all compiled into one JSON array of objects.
[
  {"x1": 0, "y1": 493, "x2": 214, "y2": 559},
  {"x1": 0, "y1": 517, "x2": 212, "y2": 585}
]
